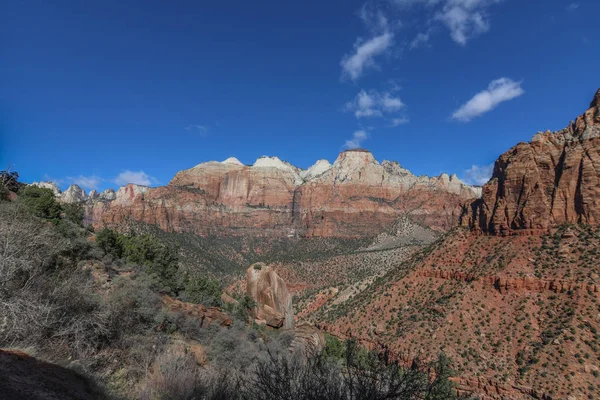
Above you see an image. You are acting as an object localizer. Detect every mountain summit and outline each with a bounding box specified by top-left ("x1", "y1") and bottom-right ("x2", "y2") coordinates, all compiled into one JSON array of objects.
[{"x1": 33, "y1": 150, "x2": 481, "y2": 238}]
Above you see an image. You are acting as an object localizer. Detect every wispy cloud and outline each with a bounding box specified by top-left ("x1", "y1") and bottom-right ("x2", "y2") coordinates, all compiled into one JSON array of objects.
[
  {"x1": 391, "y1": 117, "x2": 410, "y2": 126},
  {"x1": 435, "y1": 0, "x2": 501, "y2": 46},
  {"x1": 340, "y1": 32, "x2": 394, "y2": 81},
  {"x1": 566, "y1": 2, "x2": 579, "y2": 11},
  {"x1": 344, "y1": 89, "x2": 405, "y2": 118},
  {"x1": 358, "y1": 3, "x2": 390, "y2": 34},
  {"x1": 185, "y1": 124, "x2": 209, "y2": 136},
  {"x1": 462, "y1": 163, "x2": 494, "y2": 185},
  {"x1": 67, "y1": 175, "x2": 103, "y2": 190},
  {"x1": 452, "y1": 78, "x2": 524, "y2": 122},
  {"x1": 344, "y1": 130, "x2": 369, "y2": 149},
  {"x1": 392, "y1": 0, "x2": 502, "y2": 46},
  {"x1": 410, "y1": 30, "x2": 433, "y2": 49},
  {"x1": 114, "y1": 170, "x2": 158, "y2": 187}
]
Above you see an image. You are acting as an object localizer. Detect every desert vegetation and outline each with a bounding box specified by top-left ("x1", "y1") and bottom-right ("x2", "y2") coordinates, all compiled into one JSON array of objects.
[{"x1": 0, "y1": 175, "x2": 459, "y2": 400}]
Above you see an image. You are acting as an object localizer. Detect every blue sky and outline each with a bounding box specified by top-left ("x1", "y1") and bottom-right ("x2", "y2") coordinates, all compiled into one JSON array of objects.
[{"x1": 1, "y1": 0, "x2": 598, "y2": 190}]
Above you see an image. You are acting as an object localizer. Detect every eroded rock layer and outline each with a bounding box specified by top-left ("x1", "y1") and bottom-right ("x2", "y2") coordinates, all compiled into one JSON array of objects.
[
  {"x1": 462, "y1": 89, "x2": 600, "y2": 235},
  {"x1": 78, "y1": 151, "x2": 480, "y2": 238}
]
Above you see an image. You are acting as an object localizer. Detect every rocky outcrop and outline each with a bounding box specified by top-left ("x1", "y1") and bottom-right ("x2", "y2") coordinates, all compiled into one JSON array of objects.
[
  {"x1": 162, "y1": 296, "x2": 232, "y2": 328},
  {"x1": 462, "y1": 88, "x2": 600, "y2": 235},
  {"x1": 246, "y1": 262, "x2": 293, "y2": 329},
  {"x1": 61, "y1": 184, "x2": 87, "y2": 203},
  {"x1": 30, "y1": 151, "x2": 480, "y2": 239},
  {"x1": 300, "y1": 159, "x2": 332, "y2": 180},
  {"x1": 294, "y1": 150, "x2": 479, "y2": 237},
  {"x1": 99, "y1": 189, "x2": 116, "y2": 201},
  {"x1": 30, "y1": 181, "x2": 60, "y2": 196},
  {"x1": 451, "y1": 376, "x2": 551, "y2": 400},
  {"x1": 417, "y1": 269, "x2": 600, "y2": 294},
  {"x1": 289, "y1": 323, "x2": 326, "y2": 358}
]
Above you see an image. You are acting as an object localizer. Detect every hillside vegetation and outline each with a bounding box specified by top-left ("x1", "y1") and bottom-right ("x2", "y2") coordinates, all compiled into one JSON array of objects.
[{"x1": 0, "y1": 176, "x2": 458, "y2": 400}]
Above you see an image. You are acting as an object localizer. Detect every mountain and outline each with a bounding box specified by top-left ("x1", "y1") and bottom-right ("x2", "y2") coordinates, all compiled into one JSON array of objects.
[
  {"x1": 462, "y1": 88, "x2": 600, "y2": 235},
  {"x1": 37, "y1": 151, "x2": 481, "y2": 239},
  {"x1": 300, "y1": 89, "x2": 600, "y2": 400}
]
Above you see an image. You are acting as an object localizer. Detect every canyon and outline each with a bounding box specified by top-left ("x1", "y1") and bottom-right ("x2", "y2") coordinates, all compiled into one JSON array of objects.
[
  {"x1": 35, "y1": 150, "x2": 481, "y2": 238},
  {"x1": 23, "y1": 88, "x2": 600, "y2": 400}
]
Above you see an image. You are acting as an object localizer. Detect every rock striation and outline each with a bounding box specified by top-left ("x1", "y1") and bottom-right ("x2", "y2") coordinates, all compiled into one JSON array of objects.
[
  {"x1": 462, "y1": 88, "x2": 600, "y2": 235},
  {"x1": 31, "y1": 150, "x2": 480, "y2": 238},
  {"x1": 246, "y1": 262, "x2": 294, "y2": 329}
]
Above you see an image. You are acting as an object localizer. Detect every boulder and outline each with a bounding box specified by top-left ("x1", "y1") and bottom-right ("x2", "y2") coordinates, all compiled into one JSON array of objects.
[{"x1": 246, "y1": 262, "x2": 293, "y2": 329}]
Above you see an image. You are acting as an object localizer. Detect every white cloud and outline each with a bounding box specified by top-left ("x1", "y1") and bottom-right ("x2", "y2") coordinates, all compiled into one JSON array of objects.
[
  {"x1": 452, "y1": 78, "x2": 524, "y2": 122},
  {"x1": 185, "y1": 124, "x2": 209, "y2": 135},
  {"x1": 391, "y1": 117, "x2": 410, "y2": 126},
  {"x1": 340, "y1": 32, "x2": 394, "y2": 81},
  {"x1": 410, "y1": 30, "x2": 432, "y2": 49},
  {"x1": 462, "y1": 163, "x2": 493, "y2": 185},
  {"x1": 114, "y1": 170, "x2": 157, "y2": 187},
  {"x1": 68, "y1": 175, "x2": 103, "y2": 190},
  {"x1": 391, "y1": 0, "x2": 501, "y2": 46},
  {"x1": 566, "y1": 3, "x2": 579, "y2": 11},
  {"x1": 359, "y1": 4, "x2": 390, "y2": 34},
  {"x1": 344, "y1": 130, "x2": 369, "y2": 149},
  {"x1": 435, "y1": 0, "x2": 501, "y2": 45},
  {"x1": 344, "y1": 89, "x2": 405, "y2": 118}
]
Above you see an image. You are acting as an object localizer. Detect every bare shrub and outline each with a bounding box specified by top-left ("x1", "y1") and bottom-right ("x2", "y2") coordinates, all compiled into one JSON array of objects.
[{"x1": 139, "y1": 348, "x2": 200, "y2": 400}]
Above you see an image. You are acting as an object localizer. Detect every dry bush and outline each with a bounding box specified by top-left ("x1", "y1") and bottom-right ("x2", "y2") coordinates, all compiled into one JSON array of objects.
[{"x1": 139, "y1": 348, "x2": 200, "y2": 400}]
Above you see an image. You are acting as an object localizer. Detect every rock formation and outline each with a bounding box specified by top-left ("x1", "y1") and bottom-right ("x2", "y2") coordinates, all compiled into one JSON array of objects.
[
  {"x1": 462, "y1": 88, "x2": 600, "y2": 235},
  {"x1": 246, "y1": 262, "x2": 293, "y2": 329},
  {"x1": 289, "y1": 323, "x2": 326, "y2": 358},
  {"x1": 30, "y1": 181, "x2": 60, "y2": 196},
  {"x1": 64, "y1": 151, "x2": 480, "y2": 238},
  {"x1": 162, "y1": 296, "x2": 232, "y2": 328},
  {"x1": 61, "y1": 184, "x2": 87, "y2": 203}
]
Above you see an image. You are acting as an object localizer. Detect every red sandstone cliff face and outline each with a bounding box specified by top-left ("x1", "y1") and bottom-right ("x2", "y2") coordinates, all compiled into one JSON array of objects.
[
  {"x1": 462, "y1": 89, "x2": 600, "y2": 235},
  {"x1": 85, "y1": 151, "x2": 480, "y2": 238}
]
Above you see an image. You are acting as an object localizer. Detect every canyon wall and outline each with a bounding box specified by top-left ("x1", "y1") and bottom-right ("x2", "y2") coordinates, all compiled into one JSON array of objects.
[
  {"x1": 462, "y1": 89, "x2": 600, "y2": 235},
  {"x1": 41, "y1": 151, "x2": 480, "y2": 239}
]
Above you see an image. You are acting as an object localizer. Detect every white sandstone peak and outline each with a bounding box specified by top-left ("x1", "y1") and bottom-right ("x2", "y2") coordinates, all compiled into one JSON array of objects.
[
  {"x1": 61, "y1": 185, "x2": 87, "y2": 203},
  {"x1": 253, "y1": 156, "x2": 303, "y2": 185},
  {"x1": 222, "y1": 157, "x2": 243, "y2": 166},
  {"x1": 333, "y1": 149, "x2": 378, "y2": 167},
  {"x1": 300, "y1": 159, "x2": 332, "y2": 180},
  {"x1": 99, "y1": 188, "x2": 117, "y2": 201},
  {"x1": 114, "y1": 184, "x2": 150, "y2": 206},
  {"x1": 31, "y1": 181, "x2": 61, "y2": 196}
]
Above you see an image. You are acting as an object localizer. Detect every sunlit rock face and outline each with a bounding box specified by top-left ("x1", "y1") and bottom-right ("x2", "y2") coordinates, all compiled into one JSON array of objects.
[
  {"x1": 64, "y1": 150, "x2": 480, "y2": 238},
  {"x1": 246, "y1": 263, "x2": 293, "y2": 329},
  {"x1": 462, "y1": 89, "x2": 600, "y2": 235}
]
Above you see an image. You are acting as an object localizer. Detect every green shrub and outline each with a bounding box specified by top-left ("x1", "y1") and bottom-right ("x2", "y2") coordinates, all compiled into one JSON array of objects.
[
  {"x1": 183, "y1": 276, "x2": 222, "y2": 307},
  {"x1": 18, "y1": 186, "x2": 62, "y2": 223},
  {"x1": 324, "y1": 333, "x2": 344, "y2": 360},
  {"x1": 62, "y1": 203, "x2": 84, "y2": 225},
  {"x1": 96, "y1": 229, "x2": 180, "y2": 294}
]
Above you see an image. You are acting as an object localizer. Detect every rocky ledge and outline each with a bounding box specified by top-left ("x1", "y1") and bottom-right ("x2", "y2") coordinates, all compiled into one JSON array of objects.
[{"x1": 462, "y1": 88, "x2": 600, "y2": 235}]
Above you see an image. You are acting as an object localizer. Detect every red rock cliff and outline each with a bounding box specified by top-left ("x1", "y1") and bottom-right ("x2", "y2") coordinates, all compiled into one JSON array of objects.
[
  {"x1": 84, "y1": 152, "x2": 480, "y2": 238},
  {"x1": 462, "y1": 88, "x2": 600, "y2": 235}
]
